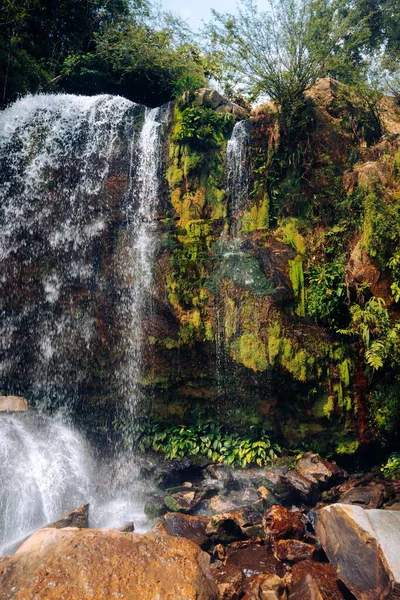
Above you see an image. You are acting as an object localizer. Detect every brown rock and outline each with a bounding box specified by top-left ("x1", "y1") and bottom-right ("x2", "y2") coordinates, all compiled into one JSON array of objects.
[
  {"x1": 290, "y1": 560, "x2": 348, "y2": 600},
  {"x1": 264, "y1": 506, "x2": 307, "y2": 541},
  {"x1": 284, "y1": 471, "x2": 319, "y2": 504},
  {"x1": 47, "y1": 504, "x2": 89, "y2": 529},
  {"x1": 275, "y1": 539, "x2": 315, "y2": 562},
  {"x1": 0, "y1": 396, "x2": 28, "y2": 412},
  {"x1": 206, "y1": 507, "x2": 261, "y2": 543},
  {"x1": 339, "y1": 483, "x2": 386, "y2": 509},
  {"x1": 211, "y1": 563, "x2": 244, "y2": 600},
  {"x1": 119, "y1": 521, "x2": 135, "y2": 532},
  {"x1": 295, "y1": 453, "x2": 346, "y2": 485},
  {"x1": 164, "y1": 512, "x2": 210, "y2": 546},
  {"x1": 0, "y1": 527, "x2": 218, "y2": 600},
  {"x1": 288, "y1": 574, "x2": 324, "y2": 600},
  {"x1": 242, "y1": 573, "x2": 288, "y2": 600},
  {"x1": 316, "y1": 504, "x2": 400, "y2": 600},
  {"x1": 226, "y1": 543, "x2": 284, "y2": 577}
]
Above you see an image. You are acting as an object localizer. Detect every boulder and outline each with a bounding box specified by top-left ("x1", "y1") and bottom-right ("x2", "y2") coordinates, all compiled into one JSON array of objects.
[
  {"x1": 211, "y1": 563, "x2": 244, "y2": 600},
  {"x1": 264, "y1": 506, "x2": 307, "y2": 541},
  {"x1": 316, "y1": 504, "x2": 400, "y2": 599},
  {"x1": 206, "y1": 513, "x2": 246, "y2": 544},
  {"x1": 47, "y1": 504, "x2": 89, "y2": 529},
  {"x1": 164, "y1": 512, "x2": 210, "y2": 546},
  {"x1": 339, "y1": 483, "x2": 386, "y2": 509},
  {"x1": 295, "y1": 453, "x2": 347, "y2": 486},
  {"x1": 193, "y1": 88, "x2": 248, "y2": 118},
  {"x1": 225, "y1": 542, "x2": 284, "y2": 577},
  {"x1": 242, "y1": 574, "x2": 288, "y2": 600},
  {"x1": 0, "y1": 396, "x2": 28, "y2": 412},
  {"x1": 0, "y1": 527, "x2": 218, "y2": 600},
  {"x1": 275, "y1": 539, "x2": 315, "y2": 562},
  {"x1": 284, "y1": 471, "x2": 319, "y2": 505}
]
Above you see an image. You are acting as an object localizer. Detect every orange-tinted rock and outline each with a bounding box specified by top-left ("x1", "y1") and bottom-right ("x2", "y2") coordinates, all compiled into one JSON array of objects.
[
  {"x1": 275, "y1": 539, "x2": 315, "y2": 562},
  {"x1": 0, "y1": 527, "x2": 218, "y2": 600},
  {"x1": 295, "y1": 453, "x2": 346, "y2": 485},
  {"x1": 264, "y1": 506, "x2": 307, "y2": 541},
  {"x1": 164, "y1": 512, "x2": 210, "y2": 546},
  {"x1": 242, "y1": 573, "x2": 288, "y2": 600},
  {"x1": 290, "y1": 560, "x2": 348, "y2": 600},
  {"x1": 0, "y1": 396, "x2": 28, "y2": 412}
]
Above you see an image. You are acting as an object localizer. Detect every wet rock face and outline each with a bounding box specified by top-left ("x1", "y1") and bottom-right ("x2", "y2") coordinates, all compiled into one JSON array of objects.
[
  {"x1": 316, "y1": 504, "x2": 400, "y2": 600},
  {"x1": 0, "y1": 527, "x2": 218, "y2": 600}
]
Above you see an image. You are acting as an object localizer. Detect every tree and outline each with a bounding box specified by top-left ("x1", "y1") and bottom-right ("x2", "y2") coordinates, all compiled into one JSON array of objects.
[{"x1": 207, "y1": 0, "x2": 369, "y2": 108}]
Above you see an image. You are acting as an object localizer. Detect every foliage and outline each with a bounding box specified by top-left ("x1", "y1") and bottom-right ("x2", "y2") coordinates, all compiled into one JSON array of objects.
[
  {"x1": 172, "y1": 106, "x2": 235, "y2": 151},
  {"x1": 207, "y1": 0, "x2": 369, "y2": 106},
  {"x1": 0, "y1": 0, "x2": 208, "y2": 106},
  {"x1": 369, "y1": 376, "x2": 400, "y2": 438},
  {"x1": 136, "y1": 421, "x2": 280, "y2": 467},
  {"x1": 338, "y1": 297, "x2": 400, "y2": 371},
  {"x1": 307, "y1": 258, "x2": 347, "y2": 328},
  {"x1": 388, "y1": 250, "x2": 400, "y2": 302},
  {"x1": 380, "y1": 453, "x2": 400, "y2": 479}
]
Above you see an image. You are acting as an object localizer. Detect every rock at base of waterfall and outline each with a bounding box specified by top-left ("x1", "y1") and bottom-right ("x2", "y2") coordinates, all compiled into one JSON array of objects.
[
  {"x1": 0, "y1": 527, "x2": 218, "y2": 600},
  {"x1": 289, "y1": 560, "x2": 349, "y2": 600},
  {"x1": 164, "y1": 512, "x2": 210, "y2": 546},
  {"x1": 0, "y1": 396, "x2": 28, "y2": 412},
  {"x1": 242, "y1": 574, "x2": 288, "y2": 600},
  {"x1": 264, "y1": 506, "x2": 307, "y2": 541},
  {"x1": 316, "y1": 503, "x2": 400, "y2": 600},
  {"x1": 47, "y1": 504, "x2": 89, "y2": 529}
]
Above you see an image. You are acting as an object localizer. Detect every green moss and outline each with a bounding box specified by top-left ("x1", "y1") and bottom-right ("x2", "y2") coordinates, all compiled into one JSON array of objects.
[
  {"x1": 232, "y1": 333, "x2": 268, "y2": 372},
  {"x1": 289, "y1": 256, "x2": 306, "y2": 316},
  {"x1": 278, "y1": 218, "x2": 306, "y2": 254},
  {"x1": 241, "y1": 195, "x2": 269, "y2": 232},
  {"x1": 314, "y1": 395, "x2": 335, "y2": 419}
]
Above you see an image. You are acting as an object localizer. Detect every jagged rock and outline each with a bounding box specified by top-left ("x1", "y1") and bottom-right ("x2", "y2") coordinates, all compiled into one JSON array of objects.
[
  {"x1": 206, "y1": 508, "x2": 260, "y2": 543},
  {"x1": 0, "y1": 396, "x2": 28, "y2": 412},
  {"x1": 0, "y1": 527, "x2": 218, "y2": 600},
  {"x1": 275, "y1": 539, "x2": 316, "y2": 562},
  {"x1": 164, "y1": 512, "x2": 210, "y2": 546},
  {"x1": 343, "y1": 161, "x2": 390, "y2": 195},
  {"x1": 211, "y1": 563, "x2": 245, "y2": 600},
  {"x1": 144, "y1": 493, "x2": 166, "y2": 518},
  {"x1": 290, "y1": 560, "x2": 349, "y2": 600},
  {"x1": 242, "y1": 574, "x2": 288, "y2": 600},
  {"x1": 264, "y1": 506, "x2": 307, "y2": 541},
  {"x1": 295, "y1": 453, "x2": 347, "y2": 486},
  {"x1": 119, "y1": 521, "x2": 135, "y2": 532},
  {"x1": 288, "y1": 574, "x2": 324, "y2": 600},
  {"x1": 284, "y1": 471, "x2": 319, "y2": 505},
  {"x1": 316, "y1": 504, "x2": 400, "y2": 600},
  {"x1": 47, "y1": 504, "x2": 89, "y2": 529},
  {"x1": 225, "y1": 542, "x2": 284, "y2": 577},
  {"x1": 193, "y1": 88, "x2": 248, "y2": 118},
  {"x1": 164, "y1": 485, "x2": 206, "y2": 513},
  {"x1": 263, "y1": 471, "x2": 299, "y2": 504},
  {"x1": 339, "y1": 483, "x2": 386, "y2": 509}
]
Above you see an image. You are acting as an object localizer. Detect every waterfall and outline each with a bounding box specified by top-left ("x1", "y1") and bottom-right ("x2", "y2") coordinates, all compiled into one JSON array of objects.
[
  {"x1": 226, "y1": 120, "x2": 251, "y2": 223},
  {"x1": 0, "y1": 94, "x2": 165, "y2": 552},
  {"x1": 0, "y1": 413, "x2": 148, "y2": 555},
  {"x1": 118, "y1": 107, "x2": 163, "y2": 418}
]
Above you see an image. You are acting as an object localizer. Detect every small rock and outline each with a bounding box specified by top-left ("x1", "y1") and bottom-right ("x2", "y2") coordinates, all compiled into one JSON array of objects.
[
  {"x1": 225, "y1": 543, "x2": 284, "y2": 577},
  {"x1": 290, "y1": 560, "x2": 349, "y2": 600},
  {"x1": 211, "y1": 563, "x2": 244, "y2": 600},
  {"x1": 206, "y1": 514, "x2": 245, "y2": 544},
  {"x1": 242, "y1": 574, "x2": 288, "y2": 600},
  {"x1": 288, "y1": 574, "x2": 324, "y2": 600},
  {"x1": 0, "y1": 396, "x2": 28, "y2": 412},
  {"x1": 284, "y1": 471, "x2": 319, "y2": 505},
  {"x1": 119, "y1": 522, "x2": 135, "y2": 532},
  {"x1": 295, "y1": 453, "x2": 347, "y2": 486},
  {"x1": 264, "y1": 506, "x2": 307, "y2": 541},
  {"x1": 275, "y1": 540, "x2": 315, "y2": 562},
  {"x1": 47, "y1": 504, "x2": 89, "y2": 529},
  {"x1": 164, "y1": 512, "x2": 210, "y2": 546}
]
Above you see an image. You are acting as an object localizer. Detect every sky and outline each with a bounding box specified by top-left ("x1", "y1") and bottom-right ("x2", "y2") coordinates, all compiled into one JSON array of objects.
[{"x1": 160, "y1": 0, "x2": 254, "y2": 31}]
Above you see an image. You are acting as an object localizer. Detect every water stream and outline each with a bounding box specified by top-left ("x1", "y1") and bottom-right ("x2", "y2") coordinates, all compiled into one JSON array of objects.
[{"x1": 0, "y1": 94, "x2": 165, "y2": 553}]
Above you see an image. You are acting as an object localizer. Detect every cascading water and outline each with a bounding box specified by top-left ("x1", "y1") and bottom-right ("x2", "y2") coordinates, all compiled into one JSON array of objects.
[
  {"x1": 0, "y1": 94, "x2": 165, "y2": 552},
  {"x1": 118, "y1": 107, "x2": 163, "y2": 418},
  {"x1": 226, "y1": 119, "x2": 251, "y2": 226}
]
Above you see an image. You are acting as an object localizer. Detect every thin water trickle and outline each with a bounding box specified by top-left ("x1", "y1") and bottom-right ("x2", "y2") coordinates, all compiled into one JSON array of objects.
[{"x1": 226, "y1": 120, "x2": 251, "y2": 227}]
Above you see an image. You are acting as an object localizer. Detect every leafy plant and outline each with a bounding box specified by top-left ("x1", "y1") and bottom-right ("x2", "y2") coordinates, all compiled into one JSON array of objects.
[
  {"x1": 173, "y1": 106, "x2": 235, "y2": 151},
  {"x1": 381, "y1": 453, "x2": 400, "y2": 480},
  {"x1": 135, "y1": 421, "x2": 280, "y2": 468},
  {"x1": 306, "y1": 259, "x2": 346, "y2": 328}
]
